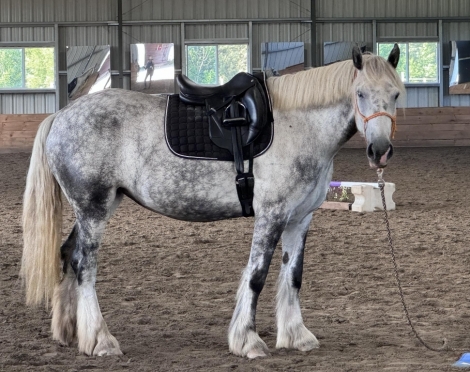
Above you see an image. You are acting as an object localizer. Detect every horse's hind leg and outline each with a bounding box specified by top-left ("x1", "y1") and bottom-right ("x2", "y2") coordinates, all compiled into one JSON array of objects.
[
  {"x1": 52, "y1": 188, "x2": 123, "y2": 356},
  {"x1": 75, "y1": 239, "x2": 122, "y2": 357},
  {"x1": 51, "y1": 225, "x2": 79, "y2": 345},
  {"x1": 73, "y1": 191, "x2": 124, "y2": 356},
  {"x1": 276, "y1": 214, "x2": 319, "y2": 351}
]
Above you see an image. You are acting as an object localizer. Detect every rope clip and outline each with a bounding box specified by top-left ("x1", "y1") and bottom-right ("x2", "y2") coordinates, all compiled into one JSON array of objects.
[{"x1": 377, "y1": 168, "x2": 385, "y2": 187}]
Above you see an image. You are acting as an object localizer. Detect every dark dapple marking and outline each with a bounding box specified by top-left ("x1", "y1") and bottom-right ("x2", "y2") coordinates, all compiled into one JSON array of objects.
[
  {"x1": 282, "y1": 252, "x2": 289, "y2": 264},
  {"x1": 291, "y1": 234, "x2": 308, "y2": 291}
]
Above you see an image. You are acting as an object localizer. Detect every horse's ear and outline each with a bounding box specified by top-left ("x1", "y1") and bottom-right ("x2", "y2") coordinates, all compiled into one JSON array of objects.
[
  {"x1": 387, "y1": 43, "x2": 400, "y2": 69},
  {"x1": 352, "y1": 46, "x2": 363, "y2": 70}
]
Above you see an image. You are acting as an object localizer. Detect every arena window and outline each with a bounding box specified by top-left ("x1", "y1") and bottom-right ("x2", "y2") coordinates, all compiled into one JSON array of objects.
[
  {"x1": 185, "y1": 43, "x2": 248, "y2": 86},
  {"x1": 377, "y1": 42, "x2": 439, "y2": 84},
  {"x1": 0, "y1": 46, "x2": 55, "y2": 90}
]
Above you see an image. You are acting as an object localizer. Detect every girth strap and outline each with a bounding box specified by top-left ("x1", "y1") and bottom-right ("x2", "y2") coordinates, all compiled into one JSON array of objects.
[
  {"x1": 235, "y1": 145, "x2": 255, "y2": 217},
  {"x1": 225, "y1": 100, "x2": 255, "y2": 217}
]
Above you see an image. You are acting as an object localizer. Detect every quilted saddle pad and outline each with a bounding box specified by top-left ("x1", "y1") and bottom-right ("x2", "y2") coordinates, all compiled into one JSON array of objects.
[{"x1": 165, "y1": 94, "x2": 273, "y2": 161}]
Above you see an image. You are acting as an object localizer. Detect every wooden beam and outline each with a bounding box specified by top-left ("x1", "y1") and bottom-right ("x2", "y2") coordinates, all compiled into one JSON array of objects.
[{"x1": 449, "y1": 84, "x2": 470, "y2": 95}]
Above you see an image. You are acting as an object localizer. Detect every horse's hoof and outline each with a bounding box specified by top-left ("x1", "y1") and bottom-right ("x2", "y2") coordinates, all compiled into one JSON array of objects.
[
  {"x1": 94, "y1": 347, "x2": 123, "y2": 356},
  {"x1": 294, "y1": 331, "x2": 319, "y2": 351},
  {"x1": 92, "y1": 332, "x2": 123, "y2": 356},
  {"x1": 276, "y1": 326, "x2": 320, "y2": 351},
  {"x1": 229, "y1": 330, "x2": 270, "y2": 358},
  {"x1": 295, "y1": 337, "x2": 320, "y2": 352},
  {"x1": 246, "y1": 347, "x2": 270, "y2": 359},
  {"x1": 243, "y1": 336, "x2": 270, "y2": 359}
]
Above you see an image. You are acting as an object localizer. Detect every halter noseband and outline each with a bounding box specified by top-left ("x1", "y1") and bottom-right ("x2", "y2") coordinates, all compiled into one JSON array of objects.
[
  {"x1": 353, "y1": 70, "x2": 397, "y2": 139},
  {"x1": 354, "y1": 97, "x2": 397, "y2": 139}
]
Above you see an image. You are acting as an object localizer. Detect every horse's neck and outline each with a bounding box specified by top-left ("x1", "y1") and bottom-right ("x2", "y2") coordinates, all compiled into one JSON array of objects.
[
  {"x1": 273, "y1": 102, "x2": 355, "y2": 156},
  {"x1": 324, "y1": 101, "x2": 357, "y2": 148}
]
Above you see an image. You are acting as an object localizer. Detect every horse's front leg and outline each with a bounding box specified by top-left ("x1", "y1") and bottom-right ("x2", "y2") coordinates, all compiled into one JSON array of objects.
[
  {"x1": 276, "y1": 213, "x2": 319, "y2": 351},
  {"x1": 228, "y1": 214, "x2": 284, "y2": 358}
]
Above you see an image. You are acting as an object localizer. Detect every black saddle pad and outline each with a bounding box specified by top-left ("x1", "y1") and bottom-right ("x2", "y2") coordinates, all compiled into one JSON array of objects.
[{"x1": 165, "y1": 94, "x2": 273, "y2": 161}]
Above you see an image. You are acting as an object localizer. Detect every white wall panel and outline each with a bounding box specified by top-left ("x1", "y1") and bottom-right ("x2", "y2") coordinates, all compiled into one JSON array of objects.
[
  {"x1": 0, "y1": 26, "x2": 55, "y2": 41},
  {"x1": 184, "y1": 24, "x2": 248, "y2": 40},
  {"x1": 405, "y1": 87, "x2": 439, "y2": 108},
  {"x1": 121, "y1": 0, "x2": 311, "y2": 21},
  {"x1": 60, "y1": 26, "x2": 111, "y2": 47},
  {"x1": 0, "y1": 0, "x2": 114, "y2": 23},
  {"x1": 317, "y1": 0, "x2": 468, "y2": 18},
  {"x1": 0, "y1": 93, "x2": 55, "y2": 114},
  {"x1": 317, "y1": 23, "x2": 373, "y2": 42},
  {"x1": 377, "y1": 22, "x2": 438, "y2": 38}
]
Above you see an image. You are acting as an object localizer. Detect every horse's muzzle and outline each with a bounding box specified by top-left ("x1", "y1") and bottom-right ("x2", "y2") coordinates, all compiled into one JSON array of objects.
[{"x1": 367, "y1": 143, "x2": 393, "y2": 169}]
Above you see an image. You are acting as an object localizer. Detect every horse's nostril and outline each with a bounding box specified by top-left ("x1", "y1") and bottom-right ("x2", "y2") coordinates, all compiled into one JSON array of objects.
[{"x1": 367, "y1": 143, "x2": 374, "y2": 158}]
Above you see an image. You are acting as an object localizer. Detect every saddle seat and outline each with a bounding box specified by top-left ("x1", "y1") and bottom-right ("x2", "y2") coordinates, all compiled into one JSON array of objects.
[{"x1": 178, "y1": 73, "x2": 257, "y2": 106}]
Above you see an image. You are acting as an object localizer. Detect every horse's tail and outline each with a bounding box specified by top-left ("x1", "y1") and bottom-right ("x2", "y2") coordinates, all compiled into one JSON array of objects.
[{"x1": 21, "y1": 113, "x2": 62, "y2": 307}]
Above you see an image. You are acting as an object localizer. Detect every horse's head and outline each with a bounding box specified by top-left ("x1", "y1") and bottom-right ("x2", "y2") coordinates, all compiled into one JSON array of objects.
[{"x1": 351, "y1": 44, "x2": 405, "y2": 169}]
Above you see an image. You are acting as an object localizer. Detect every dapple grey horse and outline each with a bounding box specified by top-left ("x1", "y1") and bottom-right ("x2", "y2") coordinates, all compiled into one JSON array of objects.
[{"x1": 22, "y1": 46, "x2": 404, "y2": 358}]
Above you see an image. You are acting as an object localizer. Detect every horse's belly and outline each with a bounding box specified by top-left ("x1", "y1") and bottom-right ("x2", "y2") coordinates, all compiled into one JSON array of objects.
[
  {"x1": 122, "y1": 159, "x2": 244, "y2": 222},
  {"x1": 131, "y1": 189, "x2": 244, "y2": 222}
]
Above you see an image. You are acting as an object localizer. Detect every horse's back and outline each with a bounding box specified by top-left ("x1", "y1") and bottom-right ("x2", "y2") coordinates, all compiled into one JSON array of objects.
[
  {"x1": 45, "y1": 89, "x2": 162, "y2": 183},
  {"x1": 52, "y1": 89, "x2": 166, "y2": 145}
]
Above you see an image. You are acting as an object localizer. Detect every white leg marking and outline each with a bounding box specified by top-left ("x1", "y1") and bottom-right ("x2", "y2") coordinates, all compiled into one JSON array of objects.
[
  {"x1": 276, "y1": 277, "x2": 319, "y2": 351},
  {"x1": 77, "y1": 282, "x2": 122, "y2": 356}
]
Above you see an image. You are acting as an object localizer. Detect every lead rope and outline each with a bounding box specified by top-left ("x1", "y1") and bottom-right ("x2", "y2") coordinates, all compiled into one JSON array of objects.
[{"x1": 376, "y1": 168, "x2": 450, "y2": 352}]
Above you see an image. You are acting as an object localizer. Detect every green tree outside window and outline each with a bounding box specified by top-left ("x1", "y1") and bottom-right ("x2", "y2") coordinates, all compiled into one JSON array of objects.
[
  {"x1": 0, "y1": 49, "x2": 23, "y2": 88},
  {"x1": 218, "y1": 45, "x2": 247, "y2": 85},
  {"x1": 186, "y1": 44, "x2": 248, "y2": 85},
  {"x1": 187, "y1": 45, "x2": 217, "y2": 85},
  {"x1": 25, "y1": 48, "x2": 55, "y2": 88},
  {"x1": 377, "y1": 42, "x2": 438, "y2": 84},
  {"x1": 0, "y1": 47, "x2": 55, "y2": 89},
  {"x1": 408, "y1": 43, "x2": 438, "y2": 83}
]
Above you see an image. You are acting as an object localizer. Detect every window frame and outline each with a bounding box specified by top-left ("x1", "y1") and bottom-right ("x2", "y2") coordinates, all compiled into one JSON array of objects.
[
  {"x1": 376, "y1": 38, "x2": 440, "y2": 87},
  {"x1": 183, "y1": 38, "x2": 250, "y2": 86},
  {"x1": 0, "y1": 42, "x2": 56, "y2": 93}
]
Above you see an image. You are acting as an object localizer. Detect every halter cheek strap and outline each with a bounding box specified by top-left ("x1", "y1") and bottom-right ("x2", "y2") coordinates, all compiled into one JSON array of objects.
[{"x1": 355, "y1": 97, "x2": 397, "y2": 139}]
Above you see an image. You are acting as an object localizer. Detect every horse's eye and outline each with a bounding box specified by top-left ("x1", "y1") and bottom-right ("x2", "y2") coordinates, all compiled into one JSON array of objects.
[
  {"x1": 394, "y1": 93, "x2": 400, "y2": 100},
  {"x1": 357, "y1": 91, "x2": 364, "y2": 98}
]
